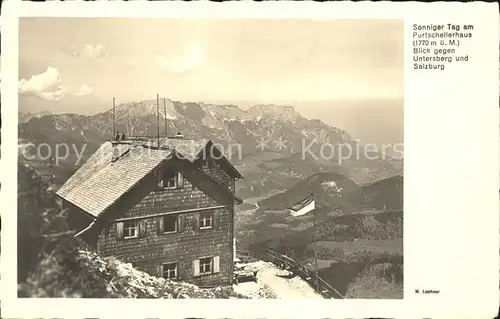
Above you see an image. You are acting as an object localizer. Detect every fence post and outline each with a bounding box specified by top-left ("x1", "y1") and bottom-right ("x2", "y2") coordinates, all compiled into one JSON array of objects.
[{"x1": 315, "y1": 272, "x2": 319, "y2": 291}]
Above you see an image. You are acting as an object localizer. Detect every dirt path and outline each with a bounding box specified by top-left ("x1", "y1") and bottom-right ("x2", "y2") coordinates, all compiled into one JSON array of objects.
[{"x1": 233, "y1": 261, "x2": 323, "y2": 299}]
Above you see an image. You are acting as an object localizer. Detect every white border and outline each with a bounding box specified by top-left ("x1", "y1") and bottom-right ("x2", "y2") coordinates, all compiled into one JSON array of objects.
[{"x1": 1, "y1": 1, "x2": 499, "y2": 318}]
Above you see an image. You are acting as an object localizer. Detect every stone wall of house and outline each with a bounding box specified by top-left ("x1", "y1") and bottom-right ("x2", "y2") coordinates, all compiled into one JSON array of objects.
[
  {"x1": 96, "y1": 162, "x2": 235, "y2": 287},
  {"x1": 124, "y1": 171, "x2": 223, "y2": 218},
  {"x1": 97, "y1": 206, "x2": 234, "y2": 287}
]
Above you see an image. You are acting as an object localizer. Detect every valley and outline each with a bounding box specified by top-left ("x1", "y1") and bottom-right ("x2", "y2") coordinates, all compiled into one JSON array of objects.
[{"x1": 18, "y1": 99, "x2": 403, "y2": 298}]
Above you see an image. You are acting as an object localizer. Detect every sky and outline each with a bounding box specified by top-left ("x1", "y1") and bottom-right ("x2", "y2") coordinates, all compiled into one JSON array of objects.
[{"x1": 18, "y1": 18, "x2": 404, "y2": 144}]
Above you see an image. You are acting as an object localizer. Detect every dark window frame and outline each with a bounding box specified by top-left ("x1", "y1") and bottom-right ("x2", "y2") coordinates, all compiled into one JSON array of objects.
[
  {"x1": 199, "y1": 211, "x2": 213, "y2": 229},
  {"x1": 163, "y1": 170, "x2": 178, "y2": 189},
  {"x1": 199, "y1": 257, "x2": 213, "y2": 275},
  {"x1": 162, "y1": 262, "x2": 178, "y2": 279},
  {"x1": 163, "y1": 214, "x2": 178, "y2": 234}
]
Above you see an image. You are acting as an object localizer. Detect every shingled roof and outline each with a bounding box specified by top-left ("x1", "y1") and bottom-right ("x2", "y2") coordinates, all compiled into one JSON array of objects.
[
  {"x1": 57, "y1": 138, "x2": 242, "y2": 218},
  {"x1": 57, "y1": 142, "x2": 173, "y2": 217},
  {"x1": 154, "y1": 138, "x2": 209, "y2": 162},
  {"x1": 147, "y1": 137, "x2": 242, "y2": 178}
]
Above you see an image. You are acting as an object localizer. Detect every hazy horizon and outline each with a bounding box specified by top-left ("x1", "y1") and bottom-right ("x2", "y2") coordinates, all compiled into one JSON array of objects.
[{"x1": 19, "y1": 18, "x2": 403, "y2": 146}]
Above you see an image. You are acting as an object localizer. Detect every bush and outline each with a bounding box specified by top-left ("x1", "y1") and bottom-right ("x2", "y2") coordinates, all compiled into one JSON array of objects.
[
  {"x1": 305, "y1": 246, "x2": 344, "y2": 260},
  {"x1": 18, "y1": 164, "x2": 111, "y2": 297},
  {"x1": 316, "y1": 212, "x2": 403, "y2": 241},
  {"x1": 19, "y1": 236, "x2": 110, "y2": 297},
  {"x1": 318, "y1": 248, "x2": 403, "y2": 297},
  {"x1": 18, "y1": 165, "x2": 47, "y2": 282}
]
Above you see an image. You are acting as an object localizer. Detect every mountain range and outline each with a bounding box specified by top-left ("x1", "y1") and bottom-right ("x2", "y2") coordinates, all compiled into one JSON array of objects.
[
  {"x1": 18, "y1": 99, "x2": 403, "y2": 199},
  {"x1": 256, "y1": 173, "x2": 403, "y2": 219},
  {"x1": 237, "y1": 172, "x2": 403, "y2": 253}
]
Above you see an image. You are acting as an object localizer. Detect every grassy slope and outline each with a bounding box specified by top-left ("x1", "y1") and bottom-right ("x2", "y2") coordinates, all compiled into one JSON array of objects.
[
  {"x1": 318, "y1": 249, "x2": 403, "y2": 299},
  {"x1": 257, "y1": 172, "x2": 360, "y2": 212}
]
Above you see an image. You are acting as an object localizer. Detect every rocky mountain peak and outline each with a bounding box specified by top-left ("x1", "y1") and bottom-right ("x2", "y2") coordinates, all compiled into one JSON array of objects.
[
  {"x1": 110, "y1": 99, "x2": 179, "y2": 120},
  {"x1": 18, "y1": 110, "x2": 52, "y2": 123},
  {"x1": 247, "y1": 104, "x2": 300, "y2": 122},
  {"x1": 248, "y1": 104, "x2": 296, "y2": 114}
]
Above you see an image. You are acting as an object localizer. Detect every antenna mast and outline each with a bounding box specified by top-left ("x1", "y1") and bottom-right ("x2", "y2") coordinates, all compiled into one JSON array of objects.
[
  {"x1": 156, "y1": 94, "x2": 160, "y2": 147},
  {"x1": 163, "y1": 98, "x2": 168, "y2": 137},
  {"x1": 112, "y1": 97, "x2": 116, "y2": 138}
]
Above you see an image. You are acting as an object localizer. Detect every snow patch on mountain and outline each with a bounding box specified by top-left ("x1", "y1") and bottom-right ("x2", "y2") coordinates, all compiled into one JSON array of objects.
[
  {"x1": 321, "y1": 181, "x2": 344, "y2": 194},
  {"x1": 200, "y1": 102, "x2": 250, "y2": 121},
  {"x1": 115, "y1": 99, "x2": 180, "y2": 120},
  {"x1": 247, "y1": 104, "x2": 300, "y2": 123}
]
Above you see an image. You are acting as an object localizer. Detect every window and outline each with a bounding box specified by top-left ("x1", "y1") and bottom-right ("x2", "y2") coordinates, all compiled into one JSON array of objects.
[
  {"x1": 158, "y1": 214, "x2": 185, "y2": 235},
  {"x1": 123, "y1": 221, "x2": 138, "y2": 239},
  {"x1": 162, "y1": 262, "x2": 178, "y2": 279},
  {"x1": 199, "y1": 257, "x2": 213, "y2": 275},
  {"x1": 160, "y1": 171, "x2": 184, "y2": 190},
  {"x1": 163, "y1": 215, "x2": 178, "y2": 233},
  {"x1": 193, "y1": 256, "x2": 220, "y2": 277},
  {"x1": 199, "y1": 212, "x2": 213, "y2": 229},
  {"x1": 163, "y1": 170, "x2": 177, "y2": 189},
  {"x1": 116, "y1": 220, "x2": 144, "y2": 240}
]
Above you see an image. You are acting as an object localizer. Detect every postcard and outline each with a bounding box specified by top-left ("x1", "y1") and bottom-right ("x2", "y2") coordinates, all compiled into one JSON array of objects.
[{"x1": 1, "y1": 1, "x2": 499, "y2": 318}]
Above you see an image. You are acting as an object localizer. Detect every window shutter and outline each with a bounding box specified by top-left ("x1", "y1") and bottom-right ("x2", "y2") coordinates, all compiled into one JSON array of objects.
[
  {"x1": 193, "y1": 214, "x2": 200, "y2": 231},
  {"x1": 193, "y1": 259, "x2": 200, "y2": 277},
  {"x1": 116, "y1": 222, "x2": 124, "y2": 240},
  {"x1": 178, "y1": 214, "x2": 185, "y2": 232},
  {"x1": 139, "y1": 220, "x2": 146, "y2": 238},
  {"x1": 158, "y1": 178, "x2": 164, "y2": 189},
  {"x1": 177, "y1": 172, "x2": 184, "y2": 188},
  {"x1": 157, "y1": 264, "x2": 163, "y2": 278},
  {"x1": 157, "y1": 217, "x2": 164, "y2": 235},
  {"x1": 213, "y1": 256, "x2": 220, "y2": 273},
  {"x1": 213, "y1": 211, "x2": 219, "y2": 229},
  {"x1": 176, "y1": 262, "x2": 182, "y2": 280}
]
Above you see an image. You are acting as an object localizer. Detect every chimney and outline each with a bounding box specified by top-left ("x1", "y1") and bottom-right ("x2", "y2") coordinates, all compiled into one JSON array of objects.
[{"x1": 112, "y1": 145, "x2": 120, "y2": 162}]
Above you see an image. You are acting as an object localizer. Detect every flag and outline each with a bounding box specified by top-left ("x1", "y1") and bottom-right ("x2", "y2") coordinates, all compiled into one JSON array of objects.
[{"x1": 287, "y1": 194, "x2": 315, "y2": 217}]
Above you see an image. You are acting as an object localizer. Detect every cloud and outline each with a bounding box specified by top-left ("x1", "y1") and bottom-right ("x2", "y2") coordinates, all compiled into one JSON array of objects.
[
  {"x1": 65, "y1": 44, "x2": 105, "y2": 58},
  {"x1": 19, "y1": 67, "x2": 93, "y2": 100},
  {"x1": 155, "y1": 42, "x2": 205, "y2": 74},
  {"x1": 19, "y1": 67, "x2": 66, "y2": 100},
  {"x1": 73, "y1": 84, "x2": 93, "y2": 96}
]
